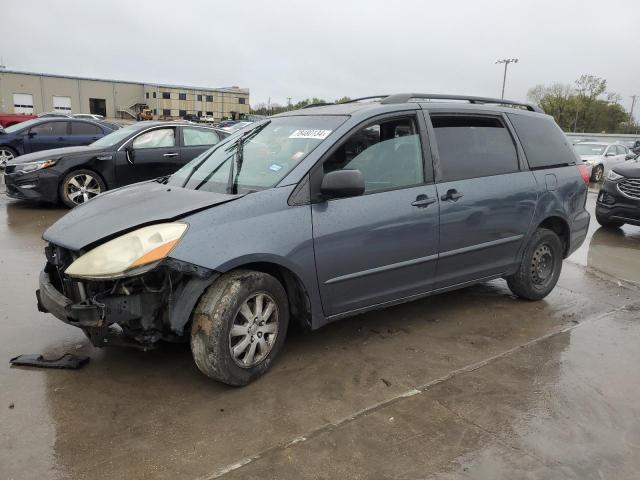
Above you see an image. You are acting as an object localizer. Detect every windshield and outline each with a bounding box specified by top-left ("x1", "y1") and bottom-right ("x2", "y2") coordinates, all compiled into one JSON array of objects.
[
  {"x1": 574, "y1": 143, "x2": 606, "y2": 155},
  {"x1": 90, "y1": 124, "x2": 140, "y2": 147},
  {"x1": 3, "y1": 119, "x2": 42, "y2": 133},
  {"x1": 168, "y1": 115, "x2": 347, "y2": 193}
]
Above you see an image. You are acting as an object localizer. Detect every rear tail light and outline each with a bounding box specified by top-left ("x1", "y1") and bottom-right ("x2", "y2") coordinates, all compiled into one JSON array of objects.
[{"x1": 577, "y1": 164, "x2": 590, "y2": 185}]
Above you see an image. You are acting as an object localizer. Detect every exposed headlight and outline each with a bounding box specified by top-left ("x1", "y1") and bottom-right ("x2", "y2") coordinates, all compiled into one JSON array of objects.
[
  {"x1": 16, "y1": 159, "x2": 58, "y2": 173},
  {"x1": 583, "y1": 159, "x2": 596, "y2": 165},
  {"x1": 65, "y1": 223, "x2": 188, "y2": 280},
  {"x1": 606, "y1": 170, "x2": 624, "y2": 181}
]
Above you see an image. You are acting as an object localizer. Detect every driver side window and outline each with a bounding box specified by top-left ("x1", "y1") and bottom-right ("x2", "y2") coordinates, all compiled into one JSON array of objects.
[
  {"x1": 132, "y1": 128, "x2": 175, "y2": 149},
  {"x1": 323, "y1": 117, "x2": 424, "y2": 193}
]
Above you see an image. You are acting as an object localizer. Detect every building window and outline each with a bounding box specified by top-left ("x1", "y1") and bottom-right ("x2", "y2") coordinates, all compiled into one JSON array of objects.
[
  {"x1": 153, "y1": 92, "x2": 156, "y2": 99},
  {"x1": 206, "y1": 111, "x2": 213, "y2": 116},
  {"x1": 146, "y1": 92, "x2": 149, "y2": 99},
  {"x1": 163, "y1": 109, "x2": 171, "y2": 116},
  {"x1": 179, "y1": 109, "x2": 187, "y2": 117},
  {"x1": 206, "y1": 95, "x2": 214, "y2": 102},
  {"x1": 162, "y1": 92, "x2": 171, "y2": 99},
  {"x1": 238, "y1": 97, "x2": 246, "y2": 104},
  {"x1": 197, "y1": 110, "x2": 202, "y2": 116},
  {"x1": 179, "y1": 93, "x2": 187, "y2": 101},
  {"x1": 197, "y1": 95, "x2": 202, "y2": 101},
  {"x1": 153, "y1": 109, "x2": 157, "y2": 115}
]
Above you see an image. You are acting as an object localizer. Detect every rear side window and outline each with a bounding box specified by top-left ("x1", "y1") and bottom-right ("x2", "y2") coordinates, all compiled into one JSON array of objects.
[
  {"x1": 71, "y1": 122, "x2": 102, "y2": 135},
  {"x1": 183, "y1": 127, "x2": 220, "y2": 146},
  {"x1": 508, "y1": 113, "x2": 577, "y2": 168},
  {"x1": 431, "y1": 115, "x2": 518, "y2": 182}
]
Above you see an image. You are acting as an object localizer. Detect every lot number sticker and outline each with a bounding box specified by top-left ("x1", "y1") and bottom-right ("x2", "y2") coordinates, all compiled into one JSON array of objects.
[{"x1": 289, "y1": 129, "x2": 332, "y2": 140}]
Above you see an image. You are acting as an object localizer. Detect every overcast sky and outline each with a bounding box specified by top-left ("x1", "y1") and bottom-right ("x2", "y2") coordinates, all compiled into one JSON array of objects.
[{"x1": 2, "y1": 0, "x2": 639, "y2": 117}]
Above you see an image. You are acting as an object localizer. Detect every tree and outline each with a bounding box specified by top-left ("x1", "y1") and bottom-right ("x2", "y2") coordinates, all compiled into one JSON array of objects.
[{"x1": 527, "y1": 75, "x2": 632, "y2": 133}]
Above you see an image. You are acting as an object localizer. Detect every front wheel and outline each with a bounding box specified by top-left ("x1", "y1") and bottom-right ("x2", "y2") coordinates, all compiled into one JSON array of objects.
[
  {"x1": 190, "y1": 270, "x2": 289, "y2": 386},
  {"x1": 506, "y1": 228, "x2": 563, "y2": 300},
  {"x1": 0, "y1": 146, "x2": 18, "y2": 169},
  {"x1": 59, "y1": 169, "x2": 106, "y2": 208},
  {"x1": 591, "y1": 165, "x2": 604, "y2": 183}
]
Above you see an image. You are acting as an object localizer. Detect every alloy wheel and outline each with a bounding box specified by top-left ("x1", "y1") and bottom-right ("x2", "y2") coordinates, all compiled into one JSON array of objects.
[
  {"x1": 229, "y1": 292, "x2": 279, "y2": 368},
  {"x1": 0, "y1": 149, "x2": 15, "y2": 169},
  {"x1": 65, "y1": 173, "x2": 102, "y2": 205}
]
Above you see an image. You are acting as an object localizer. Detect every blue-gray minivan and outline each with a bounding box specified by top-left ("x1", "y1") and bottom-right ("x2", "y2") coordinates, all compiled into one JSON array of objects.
[{"x1": 36, "y1": 94, "x2": 590, "y2": 385}]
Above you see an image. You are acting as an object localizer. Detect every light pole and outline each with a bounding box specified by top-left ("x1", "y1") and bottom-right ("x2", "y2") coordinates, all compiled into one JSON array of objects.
[{"x1": 495, "y1": 58, "x2": 518, "y2": 99}]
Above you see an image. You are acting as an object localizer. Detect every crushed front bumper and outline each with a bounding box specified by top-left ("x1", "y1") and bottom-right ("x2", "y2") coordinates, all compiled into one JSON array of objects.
[{"x1": 37, "y1": 256, "x2": 217, "y2": 349}]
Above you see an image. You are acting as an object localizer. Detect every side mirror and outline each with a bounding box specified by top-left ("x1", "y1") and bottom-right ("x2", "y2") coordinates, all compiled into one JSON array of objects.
[
  {"x1": 320, "y1": 170, "x2": 365, "y2": 199},
  {"x1": 605, "y1": 152, "x2": 615, "y2": 157},
  {"x1": 28, "y1": 131, "x2": 37, "y2": 138},
  {"x1": 125, "y1": 145, "x2": 136, "y2": 165}
]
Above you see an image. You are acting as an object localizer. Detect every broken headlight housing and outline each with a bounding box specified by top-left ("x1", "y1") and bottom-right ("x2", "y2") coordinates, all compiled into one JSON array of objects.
[{"x1": 65, "y1": 223, "x2": 188, "y2": 280}]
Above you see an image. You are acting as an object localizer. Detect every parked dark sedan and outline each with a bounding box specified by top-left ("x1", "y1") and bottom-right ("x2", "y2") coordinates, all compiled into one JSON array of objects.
[
  {"x1": 4, "y1": 121, "x2": 228, "y2": 207},
  {"x1": 0, "y1": 117, "x2": 115, "y2": 168}
]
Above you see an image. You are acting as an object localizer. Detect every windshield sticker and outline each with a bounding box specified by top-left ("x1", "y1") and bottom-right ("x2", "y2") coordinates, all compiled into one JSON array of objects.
[
  {"x1": 269, "y1": 163, "x2": 283, "y2": 172},
  {"x1": 289, "y1": 129, "x2": 332, "y2": 140}
]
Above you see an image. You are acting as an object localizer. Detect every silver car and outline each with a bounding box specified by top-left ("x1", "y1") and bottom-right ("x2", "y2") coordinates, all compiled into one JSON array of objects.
[{"x1": 574, "y1": 142, "x2": 632, "y2": 182}]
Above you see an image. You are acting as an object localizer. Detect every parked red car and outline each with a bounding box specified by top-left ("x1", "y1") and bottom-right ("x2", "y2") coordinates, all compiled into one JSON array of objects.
[{"x1": 0, "y1": 113, "x2": 37, "y2": 128}]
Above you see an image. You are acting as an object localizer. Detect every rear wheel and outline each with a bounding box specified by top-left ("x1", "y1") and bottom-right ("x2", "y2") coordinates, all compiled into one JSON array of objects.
[
  {"x1": 596, "y1": 210, "x2": 624, "y2": 229},
  {"x1": 59, "y1": 169, "x2": 106, "y2": 208},
  {"x1": 591, "y1": 165, "x2": 604, "y2": 182},
  {"x1": 190, "y1": 269, "x2": 289, "y2": 386},
  {"x1": 0, "y1": 146, "x2": 18, "y2": 169},
  {"x1": 506, "y1": 228, "x2": 563, "y2": 300}
]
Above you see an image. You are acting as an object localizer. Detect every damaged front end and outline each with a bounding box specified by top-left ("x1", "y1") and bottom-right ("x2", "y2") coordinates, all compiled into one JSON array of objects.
[{"x1": 37, "y1": 243, "x2": 217, "y2": 350}]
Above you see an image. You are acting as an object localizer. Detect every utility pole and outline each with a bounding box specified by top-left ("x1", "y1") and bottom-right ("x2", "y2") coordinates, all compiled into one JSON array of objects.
[
  {"x1": 286, "y1": 97, "x2": 292, "y2": 111},
  {"x1": 495, "y1": 58, "x2": 518, "y2": 99},
  {"x1": 630, "y1": 95, "x2": 637, "y2": 126}
]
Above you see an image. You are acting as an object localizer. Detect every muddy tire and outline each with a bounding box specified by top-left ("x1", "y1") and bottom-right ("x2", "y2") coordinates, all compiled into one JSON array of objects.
[
  {"x1": 595, "y1": 210, "x2": 624, "y2": 229},
  {"x1": 190, "y1": 269, "x2": 289, "y2": 386},
  {"x1": 506, "y1": 228, "x2": 563, "y2": 301},
  {"x1": 590, "y1": 165, "x2": 604, "y2": 183}
]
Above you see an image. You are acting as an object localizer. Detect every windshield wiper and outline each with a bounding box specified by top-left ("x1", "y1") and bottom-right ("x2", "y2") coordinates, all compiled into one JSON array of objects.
[{"x1": 225, "y1": 121, "x2": 271, "y2": 194}]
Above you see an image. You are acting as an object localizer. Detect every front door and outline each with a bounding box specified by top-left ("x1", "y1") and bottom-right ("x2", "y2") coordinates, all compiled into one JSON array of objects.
[
  {"x1": 26, "y1": 121, "x2": 70, "y2": 152},
  {"x1": 312, "y1": 115, "x2": 440, "y2": 317},
  {"x1": 429, "y1": 113, "x2": 537, "y2": 288},
  {"x1": 116, "y1": 127, "x2": 181, "y2": 186}
]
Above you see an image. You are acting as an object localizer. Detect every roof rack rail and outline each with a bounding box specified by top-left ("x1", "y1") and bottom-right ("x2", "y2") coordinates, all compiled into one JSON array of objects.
[
  {"x1": 301, "y1": 102, "x2": 334, "y2": 109},
  {"x1": 342, "y1": 95, "x2": 390, "y2": 104},
  {"x1": 380, "y1": 93, "x2": 543, "y2": 113}
]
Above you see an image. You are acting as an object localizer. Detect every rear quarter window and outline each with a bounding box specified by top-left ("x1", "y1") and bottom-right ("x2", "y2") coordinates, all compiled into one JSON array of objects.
[{"x1": 508, "y1": 113, "x2": 577, "y2": 169}]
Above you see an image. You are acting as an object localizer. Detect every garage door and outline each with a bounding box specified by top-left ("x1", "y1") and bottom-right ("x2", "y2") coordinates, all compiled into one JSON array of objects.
[
  {"x1": 53, "y1": 96, "x2": 72, "y2": 114},
  {"x1": 13, "y1": 94, "x2": 34, "y2": 114}
]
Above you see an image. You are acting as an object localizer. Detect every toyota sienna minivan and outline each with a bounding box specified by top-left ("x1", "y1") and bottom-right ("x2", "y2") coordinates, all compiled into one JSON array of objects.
[{"x1": 36, "y1": 94, "x2": 590, "y2": 385}]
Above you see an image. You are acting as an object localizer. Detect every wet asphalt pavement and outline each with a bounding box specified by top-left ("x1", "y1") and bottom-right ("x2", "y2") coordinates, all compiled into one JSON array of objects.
[{"x1": 1, "y1": 184, "x2": 639, "y2": 479}]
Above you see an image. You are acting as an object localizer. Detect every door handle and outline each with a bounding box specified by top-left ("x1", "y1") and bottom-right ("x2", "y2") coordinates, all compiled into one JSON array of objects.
[
  {"x1": 163, "y1": 152, "x2": 179, "y2": 157},
  {"x1": 441, "y1": 189, "x2": 464, "y2": 201},
  {"x1": 411, "y1": 194, "x2": 437, "y2": 208}
]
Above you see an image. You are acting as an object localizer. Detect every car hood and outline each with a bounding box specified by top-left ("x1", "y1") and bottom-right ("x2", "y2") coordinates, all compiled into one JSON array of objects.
[
  {"x1": 612, "y1": 160, "x2": 640, "y2": 179},
  {"x1": 43, "y1": 181, "x2": 243, "y2": 251},
  {"x1": 9, "y1": 145, "x2": 107, "y2": 164}
]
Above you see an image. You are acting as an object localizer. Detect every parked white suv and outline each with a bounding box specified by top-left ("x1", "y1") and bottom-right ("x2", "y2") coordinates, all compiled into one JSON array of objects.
[{"x1": 574, "y1": 142, "x2": 632, "y2": 182}]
